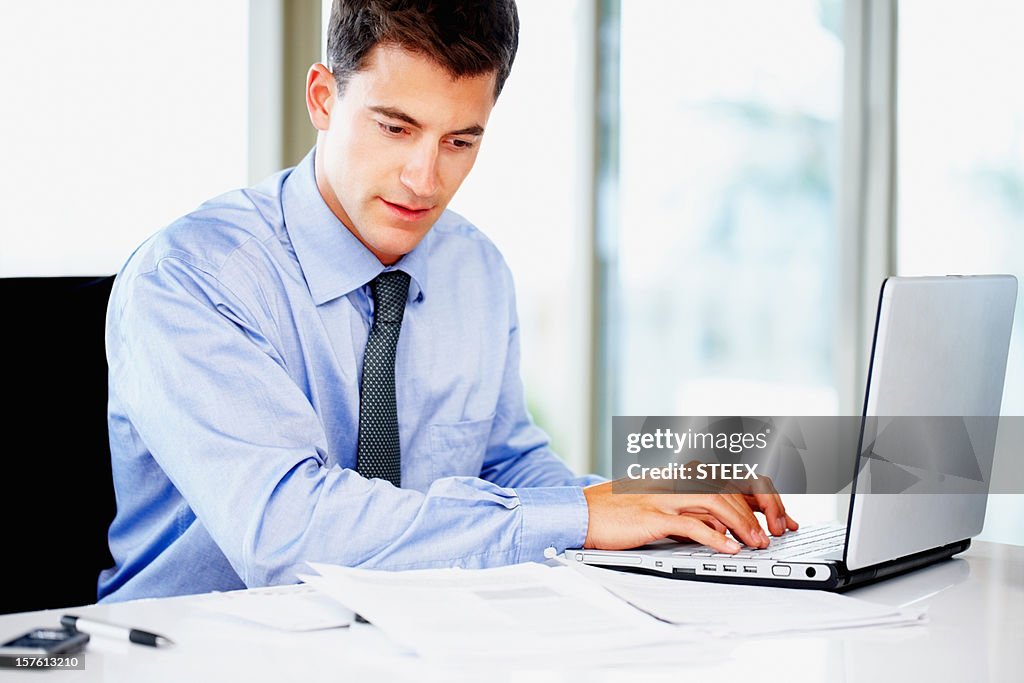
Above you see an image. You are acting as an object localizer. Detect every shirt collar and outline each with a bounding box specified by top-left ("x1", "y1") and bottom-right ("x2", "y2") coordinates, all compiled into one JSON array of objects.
[{"x1": 282, "y1": 147, "x2": 429, "y2": 306}]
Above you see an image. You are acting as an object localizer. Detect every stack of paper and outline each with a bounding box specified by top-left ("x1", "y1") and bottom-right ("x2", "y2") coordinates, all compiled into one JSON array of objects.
[
  {"x1": 298, "y1": 562, "x2": 692, "y2": 661},
  {"x1": 298, "y1": 559, "x2": 926, "y2": 661},
  {"x1": 567, "y1": 562, "x2": 927, "y2": 636}
]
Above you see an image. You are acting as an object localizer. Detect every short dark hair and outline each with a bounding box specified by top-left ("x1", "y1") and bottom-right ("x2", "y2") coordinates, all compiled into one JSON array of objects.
[{"x1": 326, "y1": 0, "x2": 519, "y2": 100}]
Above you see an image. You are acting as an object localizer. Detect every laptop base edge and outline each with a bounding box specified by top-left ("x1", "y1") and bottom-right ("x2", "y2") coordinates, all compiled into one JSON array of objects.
[
  {"x1": 833, "y1": 538, "x2": 971, "y2": 592},
  {"x1": 594, "y1": 539, "x2": 971, "y2": 592}
]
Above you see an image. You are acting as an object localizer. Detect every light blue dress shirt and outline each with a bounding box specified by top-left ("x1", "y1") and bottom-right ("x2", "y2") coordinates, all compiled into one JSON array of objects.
[{"x1": 99, "y1": 148, "x2": 601, "y2": 602}]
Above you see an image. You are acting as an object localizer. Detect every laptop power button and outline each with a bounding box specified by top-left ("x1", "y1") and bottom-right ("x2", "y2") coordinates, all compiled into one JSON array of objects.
[{"x1": 771, "y1": 565, "x2": 792, "y2": 577}]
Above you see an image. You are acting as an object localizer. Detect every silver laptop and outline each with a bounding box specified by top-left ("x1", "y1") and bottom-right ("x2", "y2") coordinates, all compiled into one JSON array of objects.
[{"x1": 571, "y1": 275, "x2": 1017, "y2": 590}]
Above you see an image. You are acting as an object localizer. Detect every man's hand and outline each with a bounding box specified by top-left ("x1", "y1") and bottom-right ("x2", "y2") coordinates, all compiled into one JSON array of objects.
[{"x1": 582, "y1": 480, "x2": 798, "y2": 554}]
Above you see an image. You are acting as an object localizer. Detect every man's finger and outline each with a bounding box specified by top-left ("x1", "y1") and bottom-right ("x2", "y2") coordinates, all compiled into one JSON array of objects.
[
  {"x1": 684, "y1": 493, "x2": 767, "y2": 548},
  {"x1": 662, "y1": 514, "x2": 741, "y2": 554},
  {"x1": 747, "y1": 492, "x2": 788, "y2": 536},
  {"x1": 736, "y1": 474, "x2": 793, "y2": 537},
  {"x1": 720, "y1": 492, "x2": 771, "y2": 547},
  {"x1": 690, "y1": 513, "x2": 728, "y2": 533}
]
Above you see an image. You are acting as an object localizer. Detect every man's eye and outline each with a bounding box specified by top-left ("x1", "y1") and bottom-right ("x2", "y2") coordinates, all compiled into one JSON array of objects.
[
  {"x1": 449, "y1": 138, "x2": 475, "y2": 150},
  {"x1": 378, "y1": 122, "x2": 406, "y2": 136}
]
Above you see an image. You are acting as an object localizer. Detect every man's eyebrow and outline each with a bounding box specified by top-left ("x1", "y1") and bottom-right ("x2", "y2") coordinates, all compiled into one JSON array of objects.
[
  {"x1": 449, "y1": 123, "x2": 485, "y2": 136},
  {"x1": 369, "y1": 105, "x2": 484, "y2": 137},
  {"x1": 370, "y1": 106, "x2": 420, "y2": 127}
]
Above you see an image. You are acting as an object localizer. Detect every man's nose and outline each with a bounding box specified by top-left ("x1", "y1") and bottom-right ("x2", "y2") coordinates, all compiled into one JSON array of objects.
[{"x1": 400, "y1": 141, "x2": 440, "y2": 198}]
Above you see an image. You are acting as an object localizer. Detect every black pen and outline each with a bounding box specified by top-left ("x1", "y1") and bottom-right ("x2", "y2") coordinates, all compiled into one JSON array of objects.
[{"x1": 60, "y1": 615, "x2": 174, "y2": 648}]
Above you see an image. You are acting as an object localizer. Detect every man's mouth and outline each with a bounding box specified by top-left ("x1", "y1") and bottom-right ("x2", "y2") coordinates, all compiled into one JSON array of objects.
[{"x1": 379, "y1": 198, "x2": 432, "y2": 221}]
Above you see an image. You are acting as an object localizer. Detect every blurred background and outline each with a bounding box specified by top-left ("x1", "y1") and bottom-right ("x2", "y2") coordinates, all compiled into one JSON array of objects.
[{"x1": 1, "y1": 0, "x2": 1020, "y2": 543}]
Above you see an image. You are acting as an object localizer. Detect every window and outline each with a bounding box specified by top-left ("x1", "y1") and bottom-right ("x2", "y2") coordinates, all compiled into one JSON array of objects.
[
  {"x1": 612, "y1": 1, "x2": 844, "y2": 522},
  {"x1": 449, "y1": 0, "x2": 593, "y2": 472},
  {"x1": 615, "y1": 0, "x2": 843, "y2": 419},
  {"x1": 897, "y1": 0, "x2": 1024, "y2": 544},
  {"x1": 0, "y1": 1, "x2": 250, "y2": 277}
]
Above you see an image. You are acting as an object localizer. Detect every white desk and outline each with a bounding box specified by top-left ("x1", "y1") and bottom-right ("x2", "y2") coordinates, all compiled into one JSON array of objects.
[{"x1": 1, "y1": 541, "x2": 1021, "y2": 682}]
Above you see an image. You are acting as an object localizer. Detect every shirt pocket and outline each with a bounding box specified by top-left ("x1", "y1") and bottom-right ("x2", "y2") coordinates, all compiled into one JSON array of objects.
[{"x1": 429, "y1": 414, "x2": 495, "y2": 479}]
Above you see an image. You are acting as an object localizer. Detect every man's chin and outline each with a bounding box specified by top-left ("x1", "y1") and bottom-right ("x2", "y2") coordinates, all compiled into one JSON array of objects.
[{"x1": 365, "y1": 228, "x2": 429, "y2": 265}]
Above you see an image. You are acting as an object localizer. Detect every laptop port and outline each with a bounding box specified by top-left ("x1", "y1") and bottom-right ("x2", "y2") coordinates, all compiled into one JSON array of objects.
[
  {"x1": 743, "y1": 566, "x2": 757, "y2": 574},
  {"x1": 723, "y1": 565, "x2": 737, "y2": 572},
  {"x1": 702, "y1": 564, "x2": 716, "y2": 571}
]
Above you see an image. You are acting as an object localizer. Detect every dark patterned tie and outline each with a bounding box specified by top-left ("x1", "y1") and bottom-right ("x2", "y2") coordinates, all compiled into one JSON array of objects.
[{"x1": 356, "y1": 270, "x2": 411, "y2": 486}]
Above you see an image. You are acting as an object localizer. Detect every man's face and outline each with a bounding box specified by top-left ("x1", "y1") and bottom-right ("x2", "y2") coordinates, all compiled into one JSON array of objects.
[{"x1": 309, "y1": 45, "x2": 497, "y2": 265}]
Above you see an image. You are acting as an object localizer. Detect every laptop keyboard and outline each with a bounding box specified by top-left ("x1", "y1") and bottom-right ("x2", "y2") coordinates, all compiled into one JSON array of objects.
[{"x1": 672, "y1": 523, "x2": 846, "y2": 560}]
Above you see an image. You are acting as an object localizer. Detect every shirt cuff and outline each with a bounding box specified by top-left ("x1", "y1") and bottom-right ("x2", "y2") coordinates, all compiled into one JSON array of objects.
[{"x1": 514, "y1": 486, "x2": 589, "y2": 563}]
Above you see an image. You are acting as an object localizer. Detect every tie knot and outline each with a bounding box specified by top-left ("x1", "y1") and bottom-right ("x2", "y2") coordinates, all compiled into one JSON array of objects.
[{"x1": 371, "y1": 271, "x2": 410, "y2": 323}]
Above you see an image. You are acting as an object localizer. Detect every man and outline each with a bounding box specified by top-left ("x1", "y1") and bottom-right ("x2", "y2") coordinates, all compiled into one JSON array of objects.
[{"x1": 100, "y1": 0, "x2": 796, "y2": 602}]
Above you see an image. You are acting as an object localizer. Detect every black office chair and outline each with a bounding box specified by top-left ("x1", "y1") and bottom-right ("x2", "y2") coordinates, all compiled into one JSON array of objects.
[{"x1": 0, "y1": 276, "x2": 116, "y2": 614}]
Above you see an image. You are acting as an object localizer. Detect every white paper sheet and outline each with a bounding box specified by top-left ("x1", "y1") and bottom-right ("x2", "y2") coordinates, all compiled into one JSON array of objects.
[
  {"x1": 299, "y1": 562, "x2": 692, "y2": 659},
  {"x1": 566, "y1": 562, "x2": 927, "y2": 636},
  {"x1": 196, "y1": 583, "x2": 354, "y2": 631}
]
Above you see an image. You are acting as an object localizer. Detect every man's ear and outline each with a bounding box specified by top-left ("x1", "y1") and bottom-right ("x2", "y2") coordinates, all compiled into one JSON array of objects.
[{"x1": 306, "y1": 63, "x2": 335, "y2": 131}]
